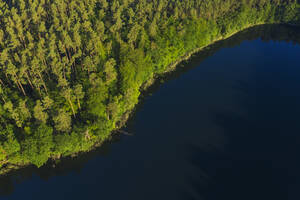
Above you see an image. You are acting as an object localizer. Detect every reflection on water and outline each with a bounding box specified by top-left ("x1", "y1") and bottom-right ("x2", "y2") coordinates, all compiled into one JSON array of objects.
[
  {"x1": 0, "y1": 135, "x2": 122, "y2": 196},
  {"x1": 1, "y1": 24, "x2": 300, "y2": 200}
]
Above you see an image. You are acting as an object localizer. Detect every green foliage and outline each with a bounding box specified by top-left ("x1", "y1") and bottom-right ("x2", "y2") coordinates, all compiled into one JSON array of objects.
[
  {"x1": 21, "y1": 124, "x2": 54, "y2": 167},
  {"x1": 33, "y1": 100, "x2": 48, "y2": 124},
  {"x1": 54, "y1": 132, "x2": 83, "y2": 156},
  {"x1": 0, "y1": 125, "x2": 20, "y2": 157},
  {"x1": 0, "y1": 0, "x2": 299, "y2": 171},
  {"x1": 53, "y1": 109, "x2": 72, "y2": 132}
]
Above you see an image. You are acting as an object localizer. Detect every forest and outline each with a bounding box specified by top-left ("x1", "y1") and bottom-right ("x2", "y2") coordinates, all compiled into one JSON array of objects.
[{"x1": 0, "y1": 0, "x2": 299, "y2": 174}]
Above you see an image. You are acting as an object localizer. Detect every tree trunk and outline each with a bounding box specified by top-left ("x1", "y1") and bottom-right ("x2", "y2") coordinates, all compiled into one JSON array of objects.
[{"x1": 68, "y1": 99, "x2": 76, "y2": 117}]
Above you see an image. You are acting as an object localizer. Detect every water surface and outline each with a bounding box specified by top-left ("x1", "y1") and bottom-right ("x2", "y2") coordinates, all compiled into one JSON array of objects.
[{"x1": 1, "y1": 25, "x2": 300, "y2": 200}]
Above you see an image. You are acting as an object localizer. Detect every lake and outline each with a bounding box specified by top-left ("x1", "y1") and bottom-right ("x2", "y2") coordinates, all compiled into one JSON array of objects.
[{"x1": 1, "y1": 24, "x2": 300, "y2": 200}]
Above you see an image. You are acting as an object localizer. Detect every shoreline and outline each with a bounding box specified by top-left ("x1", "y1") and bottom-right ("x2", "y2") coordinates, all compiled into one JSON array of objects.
[{"x1": 0, "y1": 22, "x2": 298, "y2": 176}]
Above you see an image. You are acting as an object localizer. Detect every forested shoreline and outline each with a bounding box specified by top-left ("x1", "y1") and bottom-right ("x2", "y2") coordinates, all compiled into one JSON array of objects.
[{"x1": 0, "y1": 0, "x2": 299, "y2": 174}]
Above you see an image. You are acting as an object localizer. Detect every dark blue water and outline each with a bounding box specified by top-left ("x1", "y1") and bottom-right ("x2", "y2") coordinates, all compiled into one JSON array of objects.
[{"x1": 1, "y1": 25, "x2": 300, "y2": 200}]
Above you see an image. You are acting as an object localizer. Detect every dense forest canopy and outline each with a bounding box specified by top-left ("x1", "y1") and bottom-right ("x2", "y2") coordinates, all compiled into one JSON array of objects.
[{"x1": 0, "y1": 0, "x2": 299, "y2": 173}]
